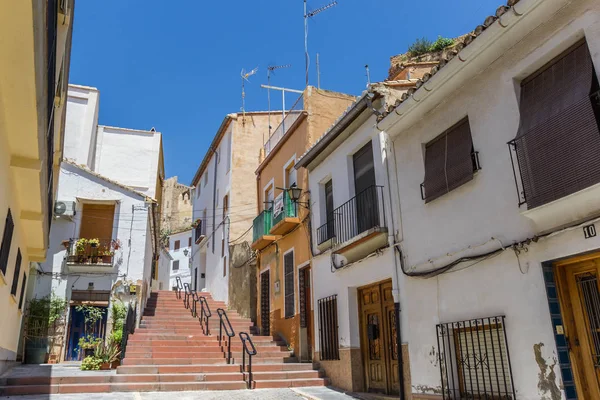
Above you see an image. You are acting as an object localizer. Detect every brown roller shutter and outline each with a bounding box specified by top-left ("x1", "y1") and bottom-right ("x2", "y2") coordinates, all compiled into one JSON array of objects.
[
  {"x1": 423, "y1": 118, "x2": 475, "y2": 203},
  {"x1": 514, "y1": 41, "x2": 600, "y2": 208},
  {"x1": 79, "y1": 204, "x2": 115, "y2": 240}
]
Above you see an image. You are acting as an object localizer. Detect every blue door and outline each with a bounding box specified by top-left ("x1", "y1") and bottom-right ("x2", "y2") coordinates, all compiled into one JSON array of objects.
[{"x1": 66, "y1": 306, "x2": 107, "y2": 361}]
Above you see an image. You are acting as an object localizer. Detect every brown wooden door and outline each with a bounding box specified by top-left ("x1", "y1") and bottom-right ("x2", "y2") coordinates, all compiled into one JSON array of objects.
[
  {"x1": 556, "y1": 255, "x2": 600, "y2": 398},
  {"x1": 260, "y1": 270, "x2": 270, "y2": 336},
  {"x1": 359, "y1": 279, "x2": 397, "y2": 394}
]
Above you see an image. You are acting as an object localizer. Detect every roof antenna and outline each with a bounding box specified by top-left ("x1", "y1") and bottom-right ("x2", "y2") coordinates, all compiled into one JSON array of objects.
[
  {"x1": 241, "y1": 66, "x2": 258, "y2": 125},
  {"x1": 304, "y1": 0, "x2": 337, "y2": 87},
  {"x1": 316, "y1": 53, "x2": 321, "y2": 89},
  {"x1": 267, "y1": 64, "x2": 292, "y2": 138},
  {"x1": 365, "y1": 64, "x2": 371, "y2": 87}
]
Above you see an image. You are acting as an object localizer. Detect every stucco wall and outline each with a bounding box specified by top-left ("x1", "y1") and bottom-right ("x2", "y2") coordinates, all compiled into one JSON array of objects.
[
  {"x1": 167, "y1": 230, "x2": 192, "y2": 289},
  {"x1": 386, "y1": 4, "x2": 600, "y2": 399},
  {"x1": 63, "y1": 86, "x2": 100, "y2": 168}
]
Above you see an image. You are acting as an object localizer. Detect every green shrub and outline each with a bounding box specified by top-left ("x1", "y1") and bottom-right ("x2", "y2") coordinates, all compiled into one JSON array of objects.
[
  {"x1": 81, "y1": 356, "x2": 102, "y2": 371},
  {"x1": 109, "y1": 329, "x2": 122, "y2": 345},
  {"x1": 408, "y1": 37, "x2": 433, "y2": 57},
  {"x1": 430, "y1": 36, "x2": 455, "y2": 52}
]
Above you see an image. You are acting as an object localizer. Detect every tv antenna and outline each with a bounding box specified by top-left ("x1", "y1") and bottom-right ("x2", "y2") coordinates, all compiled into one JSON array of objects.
[
  {"x1": 304, "y1": 0, "x2": 337, "y2": 86},
  {"x1": 241, "y1": 66, "x2": 258, "y2": 124},
  {"x1": 267, "y1": 64, "x2": 292, "y2": 136},
  {"x1": 365, "y1": 64, "x2": 371, "y2": 87}
]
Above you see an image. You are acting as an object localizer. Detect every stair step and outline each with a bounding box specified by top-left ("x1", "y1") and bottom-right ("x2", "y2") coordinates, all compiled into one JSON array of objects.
[
  {"x1": 251, "y1": 378, "x2": 329, "y2": 389},
  {"x1": 117, "y1": 365, "x2": 241, "y2": 375}
]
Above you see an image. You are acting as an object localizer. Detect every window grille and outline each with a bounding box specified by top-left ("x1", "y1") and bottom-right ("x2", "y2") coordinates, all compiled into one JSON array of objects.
[
  {"x1": 284, "y1": 252, "x2": 294, "y2": 318},
  {"x1": 10, "y1": 249, "x2": 22, "y2": 296},
  {"x1": 318, "y1": 295, "x2": 340, "y2": 361},
  {"x1": 0, "y1": 209, "x2": 14, "y2": 276},
  {"x1": 172, "y1": 260, "x2": 179, "y2": 271},
  {"x1": 436, "y1": 316, "x2": 515, "y2": 399}
]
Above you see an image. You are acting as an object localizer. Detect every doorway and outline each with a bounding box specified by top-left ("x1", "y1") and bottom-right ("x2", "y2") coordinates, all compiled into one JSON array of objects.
[
  {"x1": 299, "y1": 266, "x2": 312, "y2": 361},
  {"x1": 555, "y1": 253, "x2": 600, "y2": 398},
  {"x1": 65, "y1": 305, "x2": 107, "y2": 361},
  {"x1": 260, "y1": 270, "x2": 270, "y2": 336},
  {"x1": 353, "y1": 141, "x2": 378, "y2": 236},
  {"x1": 358, "y1": 279, "x2": 398, "y2": 395}
]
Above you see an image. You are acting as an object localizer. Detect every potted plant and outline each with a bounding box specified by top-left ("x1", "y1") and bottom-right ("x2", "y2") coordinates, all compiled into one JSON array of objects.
[
  {"x1": 93, "y1": 340, "x2": 121, "y2": 370},
  {"x1": 76, "y1": 238, "x2": 88, "y2": 263},
  {"x1": 61, "y1": 239, "x2": 71, "y2": 249},
  {"x1": 81, "y1": 356, "x2": 102, "y2": 371},
  {"x1": 88, "y1": 238, "x2": 100, "y2": 248},
  {"x1": 78, "y1": 334, "x2": 101, "y2": 357},
  {"x1": 111, "y1": 239, "x2": 122, "y2": 251},
  {"x1": 100, "y1": 249, "x2": 114, "y2": 264}
]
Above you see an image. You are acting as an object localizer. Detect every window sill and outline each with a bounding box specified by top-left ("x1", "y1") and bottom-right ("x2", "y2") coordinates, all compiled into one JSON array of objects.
[
  {"x1": 0, "y1": 270, "x2": 6, "y2": 286},
  {"x1": 521, "y1": 182, "x2": 600, "y2": 233},
  {"x1": 8, "y1": 294, "x2": 17, "y2": 305}
]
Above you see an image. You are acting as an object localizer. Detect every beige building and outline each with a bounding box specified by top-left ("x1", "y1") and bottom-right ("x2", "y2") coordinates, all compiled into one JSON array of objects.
[
  {"x1": 0, "y1": 0, "x2": 74, "y2": 373},
  {"x1": 161, "y1": 176, "x2": 193, "y2": 234},
  {"x1": 252, "y1": 87, "x2": 354, "y2": 362}
]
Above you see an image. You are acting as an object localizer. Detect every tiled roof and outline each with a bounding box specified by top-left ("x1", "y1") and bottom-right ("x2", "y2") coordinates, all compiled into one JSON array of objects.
[
  {"x1": 63, "y1": 159, "x2": 157, "y2": 203},
  {"x1": 377, "y1": 0, "x2": 520, "y2": 121}
]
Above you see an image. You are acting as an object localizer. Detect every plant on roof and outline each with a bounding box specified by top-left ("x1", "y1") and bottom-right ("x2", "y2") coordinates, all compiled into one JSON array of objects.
[
  {"x1": 430, "y1": 36, "x2": 455, "y2": 52},
  {"x1": 408, "y1": 37, "x2": 433, "y2": 57}
]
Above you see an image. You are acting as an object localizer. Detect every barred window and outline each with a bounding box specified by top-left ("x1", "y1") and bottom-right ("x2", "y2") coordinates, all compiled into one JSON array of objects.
[
  {"x1": 18, "y1": 273, "x2": 27, "y2": 310},
  {"x1": 284, "y1": 251, "x2": 294, "y2": 318},
  {"x1": 318, "y1": 295, "x2": 340, "y2": 361},
  {"x1": 436, "y1": 316, "x2": 515, "y2": 399},
  {"x1": 10, "y1": 249, "x2": 22, "y2": 296},
  {"x1": 0, "y1": 209, "x2": 14, "y2": 276},
  {"x1": 422, "y1": 118, "x2": 479, "y2": 203},
  {"x1": 172, "y1": 260, "x2": 179, "y2": 271}
]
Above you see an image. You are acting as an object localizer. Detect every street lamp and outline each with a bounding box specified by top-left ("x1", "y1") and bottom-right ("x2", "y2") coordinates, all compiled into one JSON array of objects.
[
  {"x1": 183, "y1": 249, "x2": 189, "y2": 257},
  {"x1": 287, "y1": 184, "x2": 303, "y2": 203}
]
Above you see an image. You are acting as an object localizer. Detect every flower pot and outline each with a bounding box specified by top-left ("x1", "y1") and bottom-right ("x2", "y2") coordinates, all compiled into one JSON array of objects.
[
  {"x1": 100, "y1": 362, "x2": 111, "y2": 370},
  {"x1": 83, "y1": 348, "x2": 94, "y2": 358},
  {"x1": 90, "y1": 243, "x2": 98, "y2": 248},
  {"x1": 24, "y1": 338, "x2": 48, "y2": 364},
  {"x1": 102, "y1": 256, "x2": 112, "y2": 264},
  {"x1": 111, "y1": 360, "x2": 121, "y2": 369}
]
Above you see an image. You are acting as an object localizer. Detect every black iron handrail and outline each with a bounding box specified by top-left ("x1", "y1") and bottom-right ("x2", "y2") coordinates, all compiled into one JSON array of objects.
[
  {"x1": 183, "y1": 283, "x2": 191, "y2": 310},
  {"x1": 217, "y1": 308, "x2": 235, "y2": 364},
  {"x1": 239, "y1": 332, "x2": 257, "y2": 389},
  {"x1": 175, "y1": 276, "x2": 183, "y2": 300},
  {"x1": 120, "y1": 303, "x2": 137, "y2": 360},
  {"x1": 190, "y1": 290, "x2": 199, "y2": 318},
  {"x1": 199, "y1": 295, "x2": 212, "y2": 336}
]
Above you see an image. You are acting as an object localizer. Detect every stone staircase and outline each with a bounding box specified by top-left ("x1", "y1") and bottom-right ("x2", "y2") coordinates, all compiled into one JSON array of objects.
[{"x1": 0, "y1": 290, "x2": 327, "y2": 395}]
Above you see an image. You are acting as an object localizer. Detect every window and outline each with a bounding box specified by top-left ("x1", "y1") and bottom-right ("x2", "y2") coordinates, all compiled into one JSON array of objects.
[
  {"x1": 10, "y1": 249, "x2": 22, "y2": 296},
  {"x1": 422, "y1": 118, "x2": 479, "y2": 203},
  {"x1": 0, "y1": 209, "x2": 14, "y2": 276},
  {"x1": 510, "y1": 41, "x2": 600, "y2": 208},
  {"x1": 264, "y1": 184, "x2": 274, "y2": 211},
  {"x1": 284, "y1": 251, "x2": 294, "y2": 318},
  {"x1": 221, "y1": 238, "x2": 225, "y2": 257},
  {"x1": 174, "y1": 240, "x2": 180, "y2": 251},
  {"x1": 188, "y1": 237, "x2": 192, "y2": 247},
  {"x1": 436, "y1": 316, "x2": 515, "y2": 399},
  {"x1": 18, "y1": 273, "x2": 26, "y2": 310},
  {"x1": 318, "y1": 295, "x2": 340, "y2": 360},
  {"x1": 201, "y1": 273, "x2": 206, "y2": 279},
  {"x1": 222, "y1": 194, "x2": 229, "y2": 223},
  {"x1": 172, "y1": 260, "x2": 180, "y2": 271},
  {"x1": 223, "y1": 256, "x2": 227, "y2": 277},
  {"x1": 204, "y1": 172, "x2": 208, "y2": 187},
  {"x1": 284, "y1": 157, "x2": 297, "y2": 188},
  {"x1": 196, "y1": 185, "x2": 201, "y2": 198}
]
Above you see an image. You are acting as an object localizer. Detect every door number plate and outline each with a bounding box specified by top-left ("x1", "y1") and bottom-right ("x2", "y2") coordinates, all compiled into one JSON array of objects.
[{"x1": 583, "y1": 224, "x2": 597, "y2": 239}]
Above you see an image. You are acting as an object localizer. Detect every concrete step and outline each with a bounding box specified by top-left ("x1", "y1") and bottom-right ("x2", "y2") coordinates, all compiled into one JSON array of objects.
[
  {"x1": 117, "y1": 364, "x2": 241, "y2": 375},
  {"x1": 251, "y1": 378, "x2": 329, "y2": 389}
]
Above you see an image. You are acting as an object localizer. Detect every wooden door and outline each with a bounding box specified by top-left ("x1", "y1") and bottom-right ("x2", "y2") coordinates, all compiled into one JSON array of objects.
[
  {"x1": 556, "y1": 255, "x2": 600, "y2": 398},
  {"x1": 299, "y1": 267, "x2": 312, "y2": 360},
  {"x1": 359, "y1": 279, "x2": 397, "y2": 394},
  {"x1": 260, "y1": 270, "x2": 270, "y2": 336}
]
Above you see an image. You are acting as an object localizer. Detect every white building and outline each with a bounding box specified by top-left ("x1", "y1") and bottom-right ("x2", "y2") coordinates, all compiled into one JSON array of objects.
[
  {"x1": 34, "y1": 84, "x2": 164, "y2": 362},
  {"x1": 163, "y1": 229, "x2": 193, "y2": 290},
  {"x1": 372, "y1": 0, "x2": 600, "y2": 399}
]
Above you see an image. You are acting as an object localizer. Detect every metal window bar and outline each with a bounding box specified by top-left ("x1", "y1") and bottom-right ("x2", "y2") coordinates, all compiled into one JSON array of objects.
[
  {"x1": 316, "y1": 185, "x2": 385, "y2": 246},
  {"x1": 217, "y1": 308, "x2": 235, "y2": 364},
  {"x1": 577, "y1": 274, "x2": 600, "y2": 367},
  {"x1": 264, "y1": 94, "x2": 304, "y2": 156},
  {"x1": 318, "y1": 295, "x2": 339, "y2": 361},
  {"x1": 239, "y1": 332, "x2": 258, "y2": 389},
  {"x1": 199, "y1": 295, "x2": 212, "y2": 336},
  {"x1": 436, "y1": 316, "x2": 516, "y2": 399}
]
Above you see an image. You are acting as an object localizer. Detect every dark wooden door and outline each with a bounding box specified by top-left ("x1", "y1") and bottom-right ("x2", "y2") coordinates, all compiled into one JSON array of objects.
[
  {"x1": 299, "y1": 267, "x2": 312, "y2": 360},
  {"x1": 260, "y1": 270, "x2": 270, "y2": 336}
]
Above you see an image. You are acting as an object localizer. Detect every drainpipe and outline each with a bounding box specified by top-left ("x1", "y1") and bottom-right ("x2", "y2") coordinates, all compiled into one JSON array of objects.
[{"x1": 380, "y1": 128, "x2": 405, "y2": 400}]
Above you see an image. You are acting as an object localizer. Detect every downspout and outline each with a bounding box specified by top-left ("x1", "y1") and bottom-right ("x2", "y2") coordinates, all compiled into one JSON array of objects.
[
  {"x1": 381, "y1": 130, "x2": 405, "y2": 400},
  {"x1": 211, "y1": 152, "x2": 218, "y2": 253}
]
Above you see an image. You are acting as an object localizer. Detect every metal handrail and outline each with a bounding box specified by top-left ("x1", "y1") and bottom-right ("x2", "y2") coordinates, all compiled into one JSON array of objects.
[
  {"x1": 183, "y1": 283, "x2": 191, "y2": 310},
  {"x1": 199, "y1": 296, "x2": 212, "y2": 336},
  {"x1": 217, "y1": 308, "x2": 235, "y2": 364},
  {"x1": 239, "y1": 332, "x2": 257, "y2": 389},
  {"x1": 175, "y1": 276, "x2": 183, "y2": 300},
  {"x1": 119, "y1": 303, "x2": 137, "y2": 360},
  {"x1": 190, "y1": 290, "x2": 199, "y2": 318}
]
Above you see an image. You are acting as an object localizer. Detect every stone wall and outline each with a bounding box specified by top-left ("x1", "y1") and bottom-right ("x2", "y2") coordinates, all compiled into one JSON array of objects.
[
  {"x1": 228, "y1": 242, "x2": 257, "y2": 321},
  {"x1": 161, "y1": 176, "x2": 193, "y2": 233}
]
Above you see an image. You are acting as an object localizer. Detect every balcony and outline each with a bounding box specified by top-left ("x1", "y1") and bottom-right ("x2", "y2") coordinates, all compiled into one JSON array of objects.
[
  {"x1": 194, "y1": 220, "x2": 206, "y2": 244},
  {"x1": 316, "y1": 186, "x2": 388, "y2": 263},
  {"x1": 263, "y1": 94, "x2": 305, "y2": 157},
  {"x1": 251, "y1": 209, "x2": 278, "y2": 251},
  {"x1": 270, "y1": 191, "x2": 300, "y2": 236},
  {"x1": 65, "y1": 238, "x2": 117, "y2": 272}
]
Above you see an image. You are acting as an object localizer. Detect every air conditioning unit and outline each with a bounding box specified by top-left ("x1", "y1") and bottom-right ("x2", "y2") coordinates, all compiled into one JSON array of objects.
[{"x1": 54, "y1": 201, "x2": 76, "y2": 217}]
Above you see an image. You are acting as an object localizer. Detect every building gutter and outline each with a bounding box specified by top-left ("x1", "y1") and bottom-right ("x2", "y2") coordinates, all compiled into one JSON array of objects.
[{"x1": 375, "y1": 0, "x2": 545, "y2": 135}]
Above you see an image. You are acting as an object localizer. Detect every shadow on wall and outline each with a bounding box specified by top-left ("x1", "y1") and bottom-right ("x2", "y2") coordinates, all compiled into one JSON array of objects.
[{"x1": 228, "y1": 242, "x2": 257, "y2": 321}]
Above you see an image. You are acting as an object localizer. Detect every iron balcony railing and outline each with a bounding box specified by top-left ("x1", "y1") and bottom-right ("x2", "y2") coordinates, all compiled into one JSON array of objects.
[
  {"x1": 66, "y1": 238, "x2": 116, "y2": 265},
  {"x1": 194, "y1": 220, "x2": 206, "y2": 243},
  {"x1": 252, "y1": 208, "x2": 273, "y2": 243},
  {"x1": 316, "y1": 185, "x2": 386, "y2": 247},
  {"x1": 272, "y1": 191, "x2": 298, "y2": 227},
  {"x1": 263, "y1": 94, "x2": 304, "y2": 156}
]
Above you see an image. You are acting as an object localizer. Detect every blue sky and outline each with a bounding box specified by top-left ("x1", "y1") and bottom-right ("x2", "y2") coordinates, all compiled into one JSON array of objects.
[{"x1": 69, "y1": 0, "x2": 504, "y2": 185}]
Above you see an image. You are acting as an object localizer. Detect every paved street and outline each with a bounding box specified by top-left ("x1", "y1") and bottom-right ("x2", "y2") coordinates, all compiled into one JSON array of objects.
[{"x1": 0, "y1": 387, "x2": 360, "y2": 400}]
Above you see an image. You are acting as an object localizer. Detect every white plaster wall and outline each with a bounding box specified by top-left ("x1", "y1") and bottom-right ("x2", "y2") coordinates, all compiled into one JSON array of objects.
[
  {"x1": 387, "y1": 5, "x2": 600, "y2": 398},
  {"x1": 94, "y1": 126, "x2": 162, "y2": 199},
  {"x1": 35, "y1": 163, "x2": 153, "y2": 300},
  {"x1": 191, "y1": 127, "x2": 232, "y2": 303},
  {"x1": 167, "y1": 230, "x2": 192, "y2": 289},
  {"x1": 62, "y1": 86, "x2": 99, "y2": 168}
]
